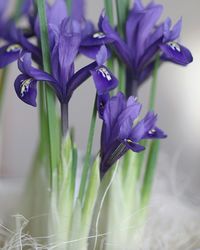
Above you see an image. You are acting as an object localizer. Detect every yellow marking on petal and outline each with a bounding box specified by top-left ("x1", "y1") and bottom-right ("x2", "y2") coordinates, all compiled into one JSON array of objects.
[
  {"x1": 20, "y1": 78, "x2": 32, "y2": 97},
  {"x1": 6, "y1": 44, "x2": 22, "y2": 53},
  {"x1": 126, "y1": 139, "x2": 133, "y2": 144}
]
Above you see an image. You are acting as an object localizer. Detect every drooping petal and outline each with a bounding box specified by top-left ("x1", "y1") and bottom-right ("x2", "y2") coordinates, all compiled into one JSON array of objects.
[
  {"x1": 160, "y1": 42, "x2": 193, "y2": 65},
  {"x1": 14, "y1": 74, "x2": 37, "y2": 107},
  {"x1": 91, "y1": 65, "x2": 118, "y2": 95},
  {"x1": 67, "y1": 61, "x2": 97, "y2": 100},
  {"x1": 143, "y1": 126, "x2": 167, "y2": 139},
  {"x1": 0, "y1": 43, "x2": 21, "y2": 68},
  {"x1": 124, "y1": 139, "x2": 145, "y2": 152},
  {"x1": 18, "y1": 52, "x2": 56, "y2": 83}
]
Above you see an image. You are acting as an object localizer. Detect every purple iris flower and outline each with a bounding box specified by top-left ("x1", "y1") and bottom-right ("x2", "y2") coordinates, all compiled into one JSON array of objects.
[
  {"x1": 82, "y1": 0, "x2": 193, "y2": 96},
  {"x1": 0, "y1": 0, "x2": 40, "y2": 68},
  {"x1": 14, "y1": 21, "x2": 117, "y2": 107},
  {"x1": 100, "y1": 92, "x2": 166, "y2": 178}
]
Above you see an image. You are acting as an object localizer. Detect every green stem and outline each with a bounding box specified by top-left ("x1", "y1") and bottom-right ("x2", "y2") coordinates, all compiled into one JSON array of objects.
[
  {"x1": 38, "y1": 84, "x2": 48, "y2": 161},
  {"x1": 12, "y1": 0, "x2": 24, "y2": 20},
  {"x1": 78, "y1": 95, "x2": 97, "y2": 203},
  {"x1": 118, "y1": 60, "x2": 126, "y2": 93},
  {"x1": 115, "y1": 0, "x2": 129, "y2": 37},
  {"x1": 140, "y1": 140, "x2": 160, "y2": 208},
  {"x1": 136, "y1": 55, "x2": 160, "y2": 180},
  {"x1": 0, "y1": 69, "x2": 7, "y2": 117},
  {"x1": 104, "y1": 0, "x2": 114, "y2": 26},
  {"x1": 149, "y1": 55, "x2": 160, "y2": 110},
  {"x1": 140, "y1": 55, "x2": 161, "y2": 209},
  {"x1": 66, "y1": 0, "x2": 72, "y2": 13},
  {"x1": 36, "y1": 0, "x2": 59, "y2": 186}
]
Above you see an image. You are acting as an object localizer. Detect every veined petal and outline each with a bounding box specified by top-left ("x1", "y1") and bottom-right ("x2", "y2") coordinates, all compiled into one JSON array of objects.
[
  {"x1": 91, "y1": 66, "x2": 118, "y2": 95},
  {"x1": 160, "y1": 42, "x2": 193, "y2": 65},
  {"x1": 57, "y1": 18, "x2": 81, "y2": 84},
  {"x1": 0, "y1": 43, "x2": 21, "y2": 68},
  {"x1": 14, "y1": 74, "x2": 37, "y2": 107}
]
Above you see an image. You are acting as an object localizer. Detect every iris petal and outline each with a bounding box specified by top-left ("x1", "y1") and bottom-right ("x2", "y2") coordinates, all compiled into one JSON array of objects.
[
  {"x1": 160, "y1": 42, "x2": 193, "y2": 65},
  {"x1": 0, "y1": 43, "x2": 21, "y2": 68},
  {"x1": 91, "y1": 66, "x2": 118, "y2": 95},
  {"x1": 14, "y1": 74, "x2": 37, "y2": 107}
]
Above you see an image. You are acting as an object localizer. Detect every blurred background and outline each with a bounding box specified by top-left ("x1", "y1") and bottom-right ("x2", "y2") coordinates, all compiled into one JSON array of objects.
[{"x1": 0, "y1": 0, "x2": 200, "y2": 214}]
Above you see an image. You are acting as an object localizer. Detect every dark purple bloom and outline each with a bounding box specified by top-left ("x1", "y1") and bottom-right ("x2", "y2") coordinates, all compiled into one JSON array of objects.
[
  {"x1": 0, "y1": 0, "x2": 40, "y2": 68},
  {"x1": 100, "y1": 92, "x2": 166, "y2": 178},
  {"x1": 14, "y1": 24, "x2": 117, "y2": 107},
  {"x1": 83, "y1": 0, "x2": 193, "y2": 95}
]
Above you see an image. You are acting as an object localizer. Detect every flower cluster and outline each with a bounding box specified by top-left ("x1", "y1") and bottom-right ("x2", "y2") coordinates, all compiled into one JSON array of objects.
[
  {"x1": 0, "y1": 0, "x2": 193, "y2": 177},
  {"x1": 82, "y1": 0, "x2": 193, "y2": 95}
]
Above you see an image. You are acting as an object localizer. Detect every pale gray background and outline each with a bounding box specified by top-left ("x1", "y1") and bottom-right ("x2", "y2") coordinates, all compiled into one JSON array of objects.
[{"x1": 0, "y1": 0, "x2": 200, "y2": 195}]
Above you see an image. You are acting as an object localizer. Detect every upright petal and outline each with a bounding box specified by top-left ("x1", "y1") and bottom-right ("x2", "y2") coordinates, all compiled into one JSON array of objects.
[
  {"x1": 57, "y1": 18, "x2": 81, "y2": 85},
  {"x1": 130, "y1": 112, "x2": 158, "y2": 142},
  {"x1": 71, "y1": 0, "x2": 84, "y2": 22},
  {"x1": 135, "y1": 3, "x2": 163, "y2": 63}
]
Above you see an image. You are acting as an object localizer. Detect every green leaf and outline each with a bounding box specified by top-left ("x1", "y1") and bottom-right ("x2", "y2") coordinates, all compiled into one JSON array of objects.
[
  {"x1": 36, "y1": 0, "x2": 60, "y2": 185},
  {"x1": 104, "y1": 0, "x2": 114, "y2": 25},
  {"x1": 78, "y1": 95, "x2": 97, "y2": 203},
  {"x1": 141, "y1": 140, "x2": 160, "y2": 208},
  {"x1": 82, "y1": 155, "x2": 100, "y2": 235},
  {"x1": 115, "y1": 0, "x2": 130, "y2": 37},
  {"x1": 66, "y1": 0, "x2": 72, "y2": 13}
]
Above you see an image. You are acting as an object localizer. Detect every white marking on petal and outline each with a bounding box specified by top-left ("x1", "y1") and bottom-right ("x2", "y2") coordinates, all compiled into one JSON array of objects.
[
  {"x1": 98, "y1": 67, "x2": 112, "y2": 81},
  {"x1": 93, "y1": 32, "x2": 106, "y2": 39},
  {"x1": 20, "y1": 78, "x2": 32, "y2": 97},
  {"x1": 6, "y1": 44, "x2": 22, "y2": 53},
  {"x1": 167, "y1": 42, "x2": 181, "y2": 52},
  {"x1": 148, "y1": 129, "x2": 156, "y2": 135}
]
